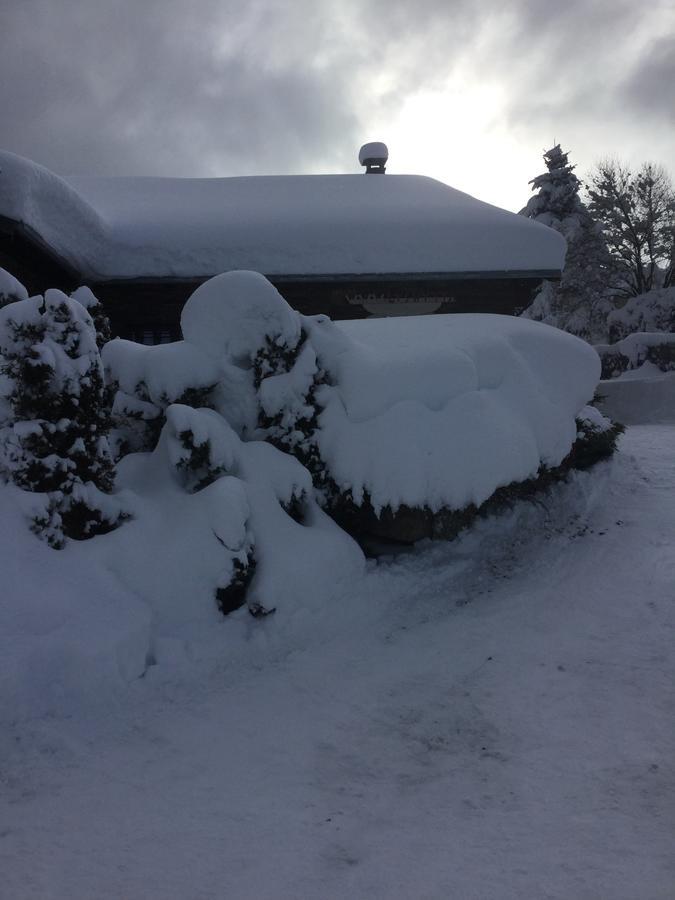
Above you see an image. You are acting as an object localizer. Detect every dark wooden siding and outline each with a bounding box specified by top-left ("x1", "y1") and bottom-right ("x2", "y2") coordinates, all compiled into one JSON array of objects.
[
  {"x1": 0, "y1": 217, "x2": 79, "y2": 295},
  {"x1": 95, "y1": 274, "x2": 549, "y2": 343}
]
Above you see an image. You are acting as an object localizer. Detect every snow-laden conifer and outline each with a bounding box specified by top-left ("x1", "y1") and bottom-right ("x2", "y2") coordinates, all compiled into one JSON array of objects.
[
  {"x1": 70, "y1": 285, "x2": 112, "y2": 350},
  {"x1": 0, "y1": 290, "x2": 123, "y2": 546},
  {"x1": 520, "y1": 145, "x2": 616, "y2": 342}
]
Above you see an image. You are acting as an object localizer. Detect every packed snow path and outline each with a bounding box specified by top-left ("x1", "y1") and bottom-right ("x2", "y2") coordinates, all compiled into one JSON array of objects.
[{"x1": 3, "y1": 426, "x2": 675, "y2": 899}]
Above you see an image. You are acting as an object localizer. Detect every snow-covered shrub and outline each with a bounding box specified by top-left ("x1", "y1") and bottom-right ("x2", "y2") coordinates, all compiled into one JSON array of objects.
[
  {"x1": 165, "y1": 404, "x2": 239, "y2": 493},
  {"x1": 165, "y1": 271, "x2": 613, "y2": 546},
  {"x1": 0, "y1": 290, "x2": 123, "y2": 546},
  {"x1": 572, "y1": 404, "x2": 624, "y2": 469},
  {"x1": 70, "y1": 285, "x2": 112, "y2": 350},
  {"x1": 104, "y1": 271, "x2": 614, "y2": 551},
  {"x1": 607, "y1": 287, "x2": 675, "y2": 342},
  {"x1": 0, "y1": 267, "x2": 29, "y2": 308},
  {"x1": 103, "y1": 339, "x2": 223, "y2": 457},
  {"x1": 179, "y1": 271, "x2": 335, "y2": 493},
  {"x1": 152, "y1": 402, "x2": 360, "y2": 616},
  {"x1": 595, "y1": 332, "x2": 675, "y2": 379}
]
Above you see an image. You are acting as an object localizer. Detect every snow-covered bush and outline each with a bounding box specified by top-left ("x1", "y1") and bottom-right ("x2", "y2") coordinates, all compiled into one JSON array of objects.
[
  {"x1": 70, "y1": 285, "x2": 112, "y2": 350},
  {"x1": 142, "y1": 402, "x2": 361, "y2": 616},
  {"x1": 0, "y1": 290, "x2": 123, "y2": 546},
  {"x1": 105, "y1": 270, "x2": 613, "y2": 549},
  {"x1": 175, "y1": 273, "x2": 610, "y2": 544},
  {"x1": 607, "y1": 287, "x2": 675, "y2": 342},
  {"x1": 595, "y1": 332, "x2": 675, "y2": 379},
  {"x1": 572, "y1": 405, "x2": 624, "y2": 469},
  {"x1": 103, "y1": 339, "x2": 224, "y2": 456}
]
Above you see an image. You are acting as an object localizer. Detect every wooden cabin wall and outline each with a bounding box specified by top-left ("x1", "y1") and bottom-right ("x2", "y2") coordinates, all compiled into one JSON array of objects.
[
  {"x1": 0, "y1": 223, "x2": 79, "y2": 296},
  {"x1": 1, "y1": 227, "x2": 549, "y2": 345},
  {"x1": 95, "y1": 275, "x2": 545, "y2": 344}
]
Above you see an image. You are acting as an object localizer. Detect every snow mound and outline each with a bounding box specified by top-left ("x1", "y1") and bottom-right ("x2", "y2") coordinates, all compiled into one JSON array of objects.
[
  {"x1": 115, "y1": 404, "x2": 363, "y2": 627},
  {"x1": 0, "y1": 482, "x2": 150, "y2": 722},
  {"x1": 103, "y1": 337, "x2": 221, "y2": 405},
  {"x1": 180, "y1": 270, "x2": 302, "y2": 363}
]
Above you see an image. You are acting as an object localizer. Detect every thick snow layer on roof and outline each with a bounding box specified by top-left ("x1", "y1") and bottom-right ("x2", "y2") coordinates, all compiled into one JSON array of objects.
[
  {"x1": 0, "y1": 149, "x2": 566, "y2": 280},
  {"x1": 0, "y1": 150, "x2": 107, "y2": 271}
]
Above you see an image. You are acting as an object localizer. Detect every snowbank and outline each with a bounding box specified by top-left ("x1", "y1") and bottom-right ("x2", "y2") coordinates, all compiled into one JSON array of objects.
[
  {"x1": 0, "y1": 482, "x2": 151, "y2": 722},
  {"x1": 1, "y1": 149, "x2": 565, "y2": 280},
  {"x1": 0, "y1": 399, "x2": 364, "y2": 723}
]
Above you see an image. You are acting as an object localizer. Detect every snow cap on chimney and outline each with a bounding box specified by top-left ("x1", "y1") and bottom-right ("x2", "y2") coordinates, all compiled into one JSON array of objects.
[{"x1": 359, "y1": 142, "x2": 388, "y2": 174}]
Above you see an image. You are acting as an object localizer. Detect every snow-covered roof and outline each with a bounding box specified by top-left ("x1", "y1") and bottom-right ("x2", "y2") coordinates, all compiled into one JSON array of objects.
[{"x1": 0, "y1": 149, "x2": 566, "y2": 281}]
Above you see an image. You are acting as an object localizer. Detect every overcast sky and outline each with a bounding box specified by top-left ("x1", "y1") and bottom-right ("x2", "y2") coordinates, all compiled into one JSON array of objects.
[{"x1": 1, "y1": 0, "x2": 673, "y2": 211}]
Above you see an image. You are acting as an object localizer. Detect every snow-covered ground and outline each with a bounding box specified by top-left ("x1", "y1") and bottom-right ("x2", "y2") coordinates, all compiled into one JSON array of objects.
[{"x1": 2, "y1": 424, "x2": 674, "y2": 900}]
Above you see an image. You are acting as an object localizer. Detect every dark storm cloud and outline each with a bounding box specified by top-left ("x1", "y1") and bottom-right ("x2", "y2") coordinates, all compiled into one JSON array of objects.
[
  {"x1": 622, "y1": 35, "x2": 675, "y2": 124},
  {"x1": 0, "y1": 0, "x2": 363, "y2": 175},
  {"x1": 0, "y1": 0, "x2": 672, "y2": 180}
]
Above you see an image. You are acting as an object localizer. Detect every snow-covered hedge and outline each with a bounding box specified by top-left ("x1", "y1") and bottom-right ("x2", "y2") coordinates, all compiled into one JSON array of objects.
[
  {"x1": 595, "y1": 332, "x2": 675, "y2": 379},
  {"x1": 106, "y1": 271, "x2": 606, "y2": 545},
  {"x1": 608, "y1": 287, "x2": 675, "y2": 342}
]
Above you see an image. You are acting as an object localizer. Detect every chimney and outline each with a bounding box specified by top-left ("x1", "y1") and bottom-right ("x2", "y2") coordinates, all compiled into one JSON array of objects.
[{"x1": 359, "y1": 142, "x2": 388, "y2": 174}]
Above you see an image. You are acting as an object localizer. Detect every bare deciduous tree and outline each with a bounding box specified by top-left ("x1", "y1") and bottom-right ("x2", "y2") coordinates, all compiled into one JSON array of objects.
[{"x1": 587, "y1": 160, "x2": 675, "y2": 296}]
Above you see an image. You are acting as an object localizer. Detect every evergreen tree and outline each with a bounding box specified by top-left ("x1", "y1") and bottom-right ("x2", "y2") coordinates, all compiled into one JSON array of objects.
[
  {"x1": 70, "y1": 286, "x2": 112, "y2": 350},
  {"x1": 520, "y1": 145, "x2": 616, "y2": 342},
  {"x1": 0, "y1": 290, "x2": 123, "y2": 546}
]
